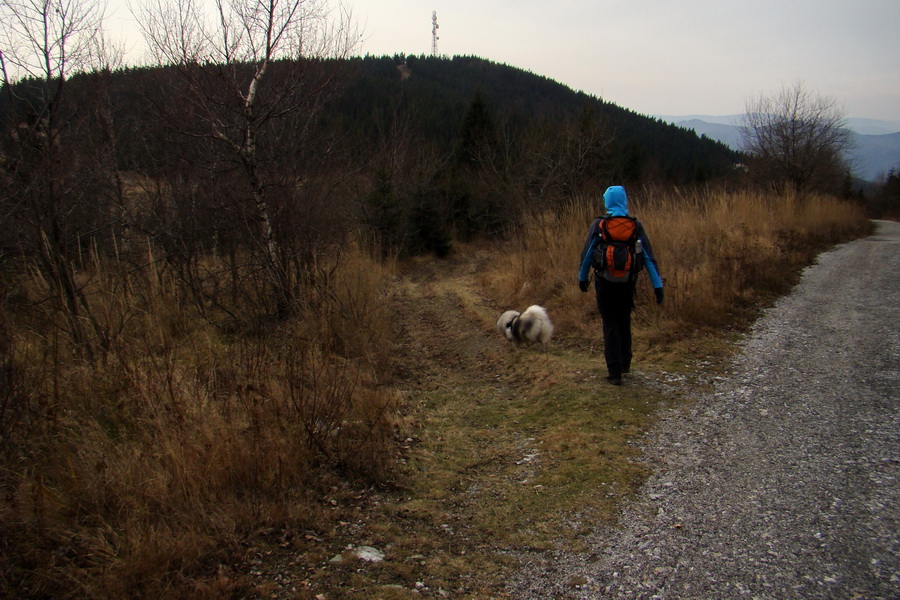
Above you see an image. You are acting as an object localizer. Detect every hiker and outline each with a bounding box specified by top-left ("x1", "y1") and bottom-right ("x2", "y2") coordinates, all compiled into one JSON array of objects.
[{"x1": 578, "y1": 185, "x2": 663, "y2": 385}]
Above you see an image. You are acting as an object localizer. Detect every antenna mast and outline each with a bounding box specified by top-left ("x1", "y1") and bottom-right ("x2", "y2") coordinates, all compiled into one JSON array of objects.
[{"x1": 431, "y1": 11, "x2": 439, "y2": 56}]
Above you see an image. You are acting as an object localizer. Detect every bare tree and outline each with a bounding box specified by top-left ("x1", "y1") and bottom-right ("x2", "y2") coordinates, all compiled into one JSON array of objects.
[
  {"x1": 0, "y1": 0, "x2": 105, "y2": 83},
  {"x1": 0, "y1": 0, "x2": 114, "y2": 358},
  {"x1": 133, "y1": 0, "x2": 359, "y2": 317},
  {"x1": 740, "y1": 81, "x2": 853, "y2": 195}
]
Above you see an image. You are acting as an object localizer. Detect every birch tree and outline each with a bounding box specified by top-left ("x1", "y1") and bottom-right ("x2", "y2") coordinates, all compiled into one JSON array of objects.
[{"x1": 133, "y1": 0, "x2": 358, "y2": 317}]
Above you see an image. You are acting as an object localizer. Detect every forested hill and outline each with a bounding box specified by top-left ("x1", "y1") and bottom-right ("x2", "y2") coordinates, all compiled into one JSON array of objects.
[
  {"x1": 329, "y1": 55, "x2": 739, "y2": 184},
  {"x1": 2, "y1": 53, "x2": 737, "y2": 189},
  {"x1": 1, "y1": 54, "x2": 741, "y2": 259}
]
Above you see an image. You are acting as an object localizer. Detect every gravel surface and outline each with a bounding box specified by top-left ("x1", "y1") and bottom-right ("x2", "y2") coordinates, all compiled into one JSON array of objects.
[{"x1": 509, "y1": 220, "x2": 900, "y2": 599}]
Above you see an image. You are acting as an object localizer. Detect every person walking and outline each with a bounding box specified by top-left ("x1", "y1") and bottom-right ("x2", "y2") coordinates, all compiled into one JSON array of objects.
[{"x1": 578, "y1": 186, "x2": 663, "y2": 385}]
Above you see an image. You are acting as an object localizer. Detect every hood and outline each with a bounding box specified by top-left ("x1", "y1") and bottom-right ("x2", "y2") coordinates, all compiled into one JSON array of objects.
[{"x1": 603, "y1": 186, "x2": 629, "y2": 217}]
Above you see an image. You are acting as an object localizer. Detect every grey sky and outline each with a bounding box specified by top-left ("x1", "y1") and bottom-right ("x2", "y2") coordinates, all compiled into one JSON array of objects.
[
  {"x1": 104, "y1": 0, "x2": 899, "y2": 121},
  {"x1": 350, "y1": 0, "x2": 899, "y2": 121}
]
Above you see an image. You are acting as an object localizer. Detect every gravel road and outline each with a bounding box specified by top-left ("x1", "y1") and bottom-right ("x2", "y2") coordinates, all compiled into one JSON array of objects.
[{"x1": 510, "y1": 220, "x2": 900, "y2": 599}]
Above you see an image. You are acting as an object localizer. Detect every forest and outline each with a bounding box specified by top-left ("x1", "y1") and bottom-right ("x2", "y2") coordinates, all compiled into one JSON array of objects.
[{"x1": 1, "y1": 54, "x2": 740, "y2": 268}]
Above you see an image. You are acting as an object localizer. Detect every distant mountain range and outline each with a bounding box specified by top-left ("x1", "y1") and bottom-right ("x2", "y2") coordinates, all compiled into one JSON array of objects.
[{"x1": 658, "y1": 115, "x2": 900, "y2": 182}]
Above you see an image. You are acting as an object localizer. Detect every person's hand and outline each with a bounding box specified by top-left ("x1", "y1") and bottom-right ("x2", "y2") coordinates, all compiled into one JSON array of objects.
[
  {"x1": 654, "y1": 287, "x2": 664, "y2": 305},
  {"x1": 578, "y1": 280, "x2": 589, "y2": 293}
]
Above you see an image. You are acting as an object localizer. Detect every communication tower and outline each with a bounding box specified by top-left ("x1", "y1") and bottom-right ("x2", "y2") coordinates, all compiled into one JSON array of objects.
[{"x1": 431, "y1": 11, "x2": 439, "y2": 56}]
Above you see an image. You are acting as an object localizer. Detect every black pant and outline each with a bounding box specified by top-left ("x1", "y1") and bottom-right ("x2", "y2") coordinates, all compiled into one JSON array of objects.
[{"x1": 595, "y1": 279, "x2": 635, "y2": 377}]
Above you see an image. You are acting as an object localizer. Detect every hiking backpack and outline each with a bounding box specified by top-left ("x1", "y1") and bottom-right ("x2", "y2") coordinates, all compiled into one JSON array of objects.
[{"x1": 591, "y1": 216, "x2": 644, "y2": 282}]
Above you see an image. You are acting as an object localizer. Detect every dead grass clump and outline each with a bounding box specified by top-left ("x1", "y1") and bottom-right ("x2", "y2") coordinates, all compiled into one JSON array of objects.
[
  {"x1": 298, "y1": 241, "x2": 397, "y2": 375},
  {"x1": 0, "y1": 243, "x2": 399, "y2": 598}
]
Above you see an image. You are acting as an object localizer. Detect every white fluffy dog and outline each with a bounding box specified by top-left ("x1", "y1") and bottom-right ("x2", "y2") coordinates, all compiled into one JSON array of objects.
[{"x1": 496, "y1": 305, "x2": 554, "y2": 351}]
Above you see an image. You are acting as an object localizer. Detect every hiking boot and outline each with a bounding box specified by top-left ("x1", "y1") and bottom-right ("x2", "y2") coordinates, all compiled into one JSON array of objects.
[{"x1": 606, "y1": 374, "x2": 623, "y2": 386}]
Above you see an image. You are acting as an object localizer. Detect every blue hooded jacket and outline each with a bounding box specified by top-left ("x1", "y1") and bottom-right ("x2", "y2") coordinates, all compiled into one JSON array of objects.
[
  {"x1": 603, "y1": 185, "x2": 629, "y2": 217},
  {"x1": 579, "y1": 186, "x2": 663, "y2": 289}
]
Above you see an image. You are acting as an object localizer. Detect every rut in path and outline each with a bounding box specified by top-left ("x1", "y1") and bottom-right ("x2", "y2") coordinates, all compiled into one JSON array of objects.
[{"x1": 389, "y1": 252, "x2": 510, "y2": 386}]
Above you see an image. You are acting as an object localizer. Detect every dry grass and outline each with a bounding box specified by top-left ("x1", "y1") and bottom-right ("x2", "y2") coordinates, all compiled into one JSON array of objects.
[
  {"x1": 0, "y1": 188, "x2": 873, "y2": 598},
  {"x1": 479, "y1": 188, "x2": 872, "y2": 346},
  {"x1": 0, "y1": 243, "x2": 399, "y2": 599}
]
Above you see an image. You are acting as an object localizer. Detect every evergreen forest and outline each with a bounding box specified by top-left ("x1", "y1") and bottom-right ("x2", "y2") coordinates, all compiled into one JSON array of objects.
[{"x1": 1, "y1": 55, "x2": 740, "y2": 265}]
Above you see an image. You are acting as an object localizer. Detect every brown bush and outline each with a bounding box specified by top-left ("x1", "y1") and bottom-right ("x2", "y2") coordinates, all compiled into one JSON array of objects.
[{"x1": 0, "y1": 242, "x2": 397, "y2": 598}]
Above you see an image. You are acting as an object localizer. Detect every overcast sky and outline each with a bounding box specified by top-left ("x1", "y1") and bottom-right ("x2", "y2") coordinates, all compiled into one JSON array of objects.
[{"x1": 105, "y1": 0, "x2": 899, "y2": 121}]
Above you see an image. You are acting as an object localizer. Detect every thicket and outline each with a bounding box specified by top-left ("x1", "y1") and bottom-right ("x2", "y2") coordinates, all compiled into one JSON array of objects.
[
  {"x1": 868, "y1": 169, "x2": 900, "y2": 219},
  {"x1": 0, "y1": 242, "x2": 398, "y2": 598}
]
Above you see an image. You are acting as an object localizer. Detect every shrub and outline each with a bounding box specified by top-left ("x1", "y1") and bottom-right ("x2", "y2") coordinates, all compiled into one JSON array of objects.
[{"x1": 0, "y1": 242, "x2": 398, "y2": 598}]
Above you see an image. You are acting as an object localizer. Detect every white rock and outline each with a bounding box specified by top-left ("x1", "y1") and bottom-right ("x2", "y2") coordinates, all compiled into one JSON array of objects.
[{"x1": 354, "y1": 546, "x2": 385, "y2": 562}]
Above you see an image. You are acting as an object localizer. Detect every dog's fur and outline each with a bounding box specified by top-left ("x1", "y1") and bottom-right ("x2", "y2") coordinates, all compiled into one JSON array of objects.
[{"x1": 496, "y1": 305, "x2": 554, "y2": 351}]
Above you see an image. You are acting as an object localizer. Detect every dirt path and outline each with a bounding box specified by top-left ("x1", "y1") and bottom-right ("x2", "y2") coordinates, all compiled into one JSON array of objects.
[
  {"x1": 509, "y1": 220, "x2": 900, "y2": 599},
  {"x1": 253, "y1": 241, "x2": 635, "y2": 598},
  {"x1": 375, "y1": 247, "x2": 683, "y2": 598},
  {"x1": 389, "y1": 250, "x2": 505, "y2": 385}
]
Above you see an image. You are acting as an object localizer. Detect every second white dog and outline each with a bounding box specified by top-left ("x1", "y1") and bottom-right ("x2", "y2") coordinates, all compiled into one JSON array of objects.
[{"x1": 496, "y1": 305, "x2": 554, "y2": 351}]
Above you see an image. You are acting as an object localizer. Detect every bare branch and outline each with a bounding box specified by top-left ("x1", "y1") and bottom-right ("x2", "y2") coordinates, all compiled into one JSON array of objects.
[
  {"x1": 0, "y1": 0, "x2": 107, "y2": 83},
  {"x1": 130, "y1": 0, "x2": 359, "y2": 317},
  {"x1": 740, "y1": 81, "x2": 852, "y2": 194}
]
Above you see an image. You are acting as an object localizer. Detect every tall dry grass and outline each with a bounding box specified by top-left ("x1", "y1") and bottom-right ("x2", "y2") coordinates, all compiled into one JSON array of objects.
[
  {"x1": 0, "y1": 187, "x2": 873, "y2": 597},
  {"x1": 0, "y1": 242, "x2": 398, "y2": 598},
  {"x1": 479, "y1": 188, "x2": 873, "y2": 343}
]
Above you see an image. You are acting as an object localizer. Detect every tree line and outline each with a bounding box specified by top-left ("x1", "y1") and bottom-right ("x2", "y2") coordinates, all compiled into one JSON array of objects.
[{"x1": 1, "y1": 53, "x2": 743, "y2": 252}]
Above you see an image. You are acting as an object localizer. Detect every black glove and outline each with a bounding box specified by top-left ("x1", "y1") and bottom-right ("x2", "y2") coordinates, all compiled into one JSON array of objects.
[
  {"x1": 654, "y1": 287, "x2": 664, "y2": 305},
  {"x1": 578, "y1": 280, "x2": 589, "y2": 293}
]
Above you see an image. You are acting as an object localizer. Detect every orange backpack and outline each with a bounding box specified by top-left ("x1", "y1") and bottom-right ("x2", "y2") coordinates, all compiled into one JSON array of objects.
[{"x1": 591, "y1": 216, "x2": 644, "y2": 282}]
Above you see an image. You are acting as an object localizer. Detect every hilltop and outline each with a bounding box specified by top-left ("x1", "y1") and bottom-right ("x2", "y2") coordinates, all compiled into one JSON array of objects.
[
  {"x1": 2, "y1": 55, "x2": 739, "y2": 189},
  {"x1": 331, "y1": 56, "x2": 740, "y2": 183}
]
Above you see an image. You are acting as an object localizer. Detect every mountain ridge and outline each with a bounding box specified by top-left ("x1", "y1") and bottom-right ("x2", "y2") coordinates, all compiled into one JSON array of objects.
[
  {"x1": 657, "y1": 115, "x2": 900, "y2": 136},
  {"x1": 658, "y1": 115, "x2": 900, "y2": 181}
]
